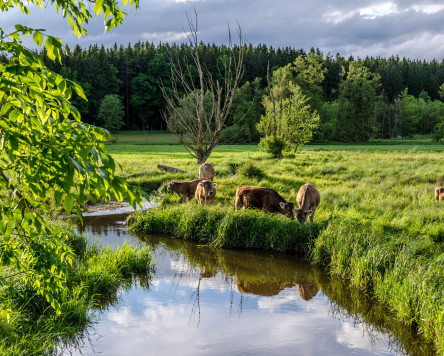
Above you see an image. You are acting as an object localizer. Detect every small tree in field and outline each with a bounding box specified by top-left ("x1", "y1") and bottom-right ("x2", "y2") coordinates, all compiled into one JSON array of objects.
[
  {"x1": 283, "y1": 86, "x2": 320, "y2": 152},
  {"x1": 257, "y1": 65, "x2": 319, "y2": 157},
  {"x1": 432, "y1": 122, "x2": 444, "y2": 142},
  {"x1": 98, "y1": 94, "x2": 125, "y2": 133},
  {"x1": 161, "y1": 11, "x2": 245, "y2": 164}
]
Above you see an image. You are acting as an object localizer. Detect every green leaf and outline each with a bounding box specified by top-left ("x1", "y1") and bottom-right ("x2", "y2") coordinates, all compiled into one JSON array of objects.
[
  {"x1": 9, "y1": 135, "x2": 18, "y2": 151},
  {"x1": 33, "y1": 31, "x2": 43, "y2": 46},
  {"x1": 45, "y1": 38, "x2": 55, "y2": 61},
  {"x1": 9, "y1": 109, "x2": 21, "y2": 121},
  {"x1": 63, "y1": 195, "x2": 74, "y2": 215},
  {"x1": 94, "y1": 0, "x2": 104, "y2": 15}
]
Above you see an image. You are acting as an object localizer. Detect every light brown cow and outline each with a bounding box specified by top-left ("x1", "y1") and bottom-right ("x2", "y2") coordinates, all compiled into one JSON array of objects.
[
  {"x1": 234, "y1": 186, "x2": 295, "y2": 219},
  {"x1": 167, "y1": 179, "x2": 205, "y2": 203},
  {"x1": 435, "y1": 186, "x2": 444, "y2": 201},
  {"x1": 197, "y1": 162, "x2": 215, "y2": 181},
  {"x1": 295, "y1": 183, "x2": 320, "y2": 223},
  {"x1": 195, "y1": 179, "x2": 217, "y2": 205}
]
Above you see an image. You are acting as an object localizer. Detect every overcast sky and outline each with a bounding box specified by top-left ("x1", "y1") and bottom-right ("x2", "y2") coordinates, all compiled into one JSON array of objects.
[{"x1": 2, "y1": 0, "x2": 444, "y2": 60}]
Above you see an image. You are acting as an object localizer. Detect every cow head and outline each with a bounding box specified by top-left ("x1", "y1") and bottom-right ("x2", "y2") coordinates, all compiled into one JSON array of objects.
[
  {"x1": 198, "y1": 180, "x2": 217, "y2": 196},
  {"x1": 279, "y1": 201, "x2": 295, "y2": 219},
  {"x1": 167, "y1": 181, "x2": 179, "y2": 191},
  {"x1": 293, "y1": 208, "x2": 313, "y2": 223}
]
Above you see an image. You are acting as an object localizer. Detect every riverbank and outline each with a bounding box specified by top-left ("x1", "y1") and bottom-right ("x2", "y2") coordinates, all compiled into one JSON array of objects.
[
  {"x1": 0, "y1": 230, "x2": 152, "y2": 355},
  {"x1": 119, "y1": 143, "x2": 444, "y2": 353}
]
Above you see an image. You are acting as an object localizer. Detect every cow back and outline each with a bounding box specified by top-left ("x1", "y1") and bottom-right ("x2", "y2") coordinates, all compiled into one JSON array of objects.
[{"x1": 296, "y1": 183, "x2": 320, "y2": 210}]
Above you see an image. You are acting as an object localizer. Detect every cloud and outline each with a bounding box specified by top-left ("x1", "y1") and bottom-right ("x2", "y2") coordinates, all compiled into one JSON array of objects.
[
  {"x1": 140, "y1": 31, "x2": 190, "y2": 42},
  {"x1": 1, "y1": 0, "x2": 443, "y2": 60}
]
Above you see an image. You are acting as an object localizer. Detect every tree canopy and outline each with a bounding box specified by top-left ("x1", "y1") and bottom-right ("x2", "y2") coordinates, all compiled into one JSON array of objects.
[{"x1": 0, "y1": 0, "x2": 141, "y2": 316}]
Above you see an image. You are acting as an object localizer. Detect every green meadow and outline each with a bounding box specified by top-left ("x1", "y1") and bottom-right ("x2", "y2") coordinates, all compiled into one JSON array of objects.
[{"x1": 116, "y1": 139, "x2": 444, "y2": 353}]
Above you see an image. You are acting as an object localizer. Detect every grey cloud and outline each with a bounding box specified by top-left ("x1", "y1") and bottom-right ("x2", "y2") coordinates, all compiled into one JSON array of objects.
[{"x1": 1, "y1": 0, "x2": 443, "y2": 60}]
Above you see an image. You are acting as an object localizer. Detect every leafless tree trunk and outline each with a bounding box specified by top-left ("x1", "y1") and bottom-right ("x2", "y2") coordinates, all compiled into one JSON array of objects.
[{"x1": 160, "y1": 10, "x2": 245, "y2": 164}]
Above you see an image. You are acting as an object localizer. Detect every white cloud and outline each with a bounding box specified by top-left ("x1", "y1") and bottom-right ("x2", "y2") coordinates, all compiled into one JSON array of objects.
[
  {"x1": 411, "y1": 4, "x2": 444, "y2": 14},
  {"x1": 359, "y1": 2, "x2": 399, "y2": 19},
  {"x1": 141, "y1": 31, "x2": 190, "y2": 43}
]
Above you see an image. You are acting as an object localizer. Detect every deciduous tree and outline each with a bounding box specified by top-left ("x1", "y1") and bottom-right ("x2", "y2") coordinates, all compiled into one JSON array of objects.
[
  {"x1": 0, "y1": 0, "x2": 141, "y2": 317},
  {"x1": 160, "y1": 11, "x2": 245, "y2": 164},
  {"x1": 98, "y1": 94, "x2": 125, "y2": 133}
]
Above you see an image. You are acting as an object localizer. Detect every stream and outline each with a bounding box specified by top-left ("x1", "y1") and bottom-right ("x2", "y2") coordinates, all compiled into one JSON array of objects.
[{"x1": 67, "y1": 207, "x2": 435, "y2": 356}]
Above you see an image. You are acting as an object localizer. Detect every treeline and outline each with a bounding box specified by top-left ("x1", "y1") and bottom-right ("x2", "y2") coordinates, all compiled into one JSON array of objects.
[{"x1": 41, "y1": 42, "x2": 444, "y2": 142}]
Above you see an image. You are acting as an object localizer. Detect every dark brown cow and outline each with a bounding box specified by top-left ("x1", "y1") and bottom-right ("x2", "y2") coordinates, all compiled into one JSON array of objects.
[
  {"x1": 197, "y1": 162, "x2": 215, "y2": 181},
  {"x1": 167, "y1": 179, "x2": 205, "y2": 203},
  {"x1": 234, "y1": 186, "x2": 295, "y2": 219},
  {"x1": 435, "y1": 186, "x2": 444, "y2": 201},
  {"x1": 295, "y1": 183, "x2": 320, "y2": 223},
  {"x1": 195, "y1": 179, "x2": 217, "y2": 205}
]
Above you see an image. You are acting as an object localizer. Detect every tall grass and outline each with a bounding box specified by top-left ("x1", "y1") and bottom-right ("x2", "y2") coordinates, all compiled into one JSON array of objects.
[
  {"x1": 128, "y1": 205, "x2": 322, "y2": 252},
  {"x1": 0, "y1": 232, "x2": 152, "y2": 355}
]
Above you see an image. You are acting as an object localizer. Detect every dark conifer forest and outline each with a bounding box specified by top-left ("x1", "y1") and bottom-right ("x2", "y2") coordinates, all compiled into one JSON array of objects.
[{"x1": 41, "y1": 42, "x2": 444, "y2": 142}]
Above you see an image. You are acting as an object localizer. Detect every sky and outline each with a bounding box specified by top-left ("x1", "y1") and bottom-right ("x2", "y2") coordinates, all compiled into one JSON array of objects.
[{"x1": 2, "y1": 0, "x2": 444, "y2": 61}]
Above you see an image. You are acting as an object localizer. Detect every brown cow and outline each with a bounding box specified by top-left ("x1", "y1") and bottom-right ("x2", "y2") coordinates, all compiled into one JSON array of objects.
[
  {"x1": 197, "y1": 162, "x2": 215, "y2": 181},
  {"x1": 234, "y1": 186, "x2": 295, "y2": 219},
  {"x1": 195, "y1": 179, "x2": 217, "y2": 205},
  {"x1": 167, "y1": 179, "x2": 205, "y2": 203},
  {"x1": 295, "y1": 183, "x2": 320, "y2": 223},
  {"x1": 435, "y1": 186, "x2": 444, "y2": 201}
]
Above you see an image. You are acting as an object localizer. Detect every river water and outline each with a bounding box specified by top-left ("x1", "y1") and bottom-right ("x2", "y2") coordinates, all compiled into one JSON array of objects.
[{"x1": 68, "y1": 210, "x2": 435, "y2": 356}]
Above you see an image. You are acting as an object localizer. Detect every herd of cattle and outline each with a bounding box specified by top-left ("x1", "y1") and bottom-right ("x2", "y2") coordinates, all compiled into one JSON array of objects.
[{"x1": 167, "y1": 162, "x2": 321, "y2": 223}]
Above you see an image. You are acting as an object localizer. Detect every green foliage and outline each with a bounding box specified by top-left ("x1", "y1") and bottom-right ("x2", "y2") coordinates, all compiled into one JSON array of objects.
[
  {"x1": 130, "y1": 53, "x2": 171, "y2": 130},
  {"x1": 0, "y1": 0, "x2": 141, "y2": 321},
  {"x1": 431, "y1": 122, "x2": 444, "y2": 142},
  {"x1": 292, "y1": 49, "x2": 326, "y2": 111},
  {"x1": 282, "y1": 85, "x2": 320, "y2": 151},
  {"x1": 98, "y1": 94, "x2": 125, "y2": 133},
  {"x1": 257, "y1": 63, "x2": 319, "y2": 155},
  {"x1": 258, "y1": 136, "x2": 286, "y2": 157},
  {"x1": 336, "y1": 61, "x2": 381, "y2": 141},
  {"x1": 419, "y1": 89, "x2": 431, "y2": 103},
  {"x1": 439, "y1": 83, "x2": 444, "y2": 100}
]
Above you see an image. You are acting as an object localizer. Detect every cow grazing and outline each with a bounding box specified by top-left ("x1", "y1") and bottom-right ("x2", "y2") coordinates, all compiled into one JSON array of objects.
[
  {"x1": 195, "y1": 179, "x2": 217, "y2": 205},
  {"x1": 167, "y1": 179, "x2": 205, "y2": 203},
  {"x1": 234, "y1": 186, "x2": 295, "y2": 219},
  {"x1": 435, "y1": 186, "x2": 444, "y2": 201},
  {"x1": 295, "y1": 183, "x2": 320, "y2": 223},
  {"x1": 197, "y1": 162, "x2": 215, "y2": 181}
]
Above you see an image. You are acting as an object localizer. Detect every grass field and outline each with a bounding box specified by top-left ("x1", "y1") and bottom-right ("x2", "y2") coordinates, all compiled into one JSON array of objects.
[{"x1": 108, "y1": 136, "x2": 444, "y2": 353}]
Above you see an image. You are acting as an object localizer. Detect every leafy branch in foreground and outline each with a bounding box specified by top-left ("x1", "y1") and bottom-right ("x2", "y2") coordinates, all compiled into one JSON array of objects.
[{"x1": 0, "y1": 0, "x2": 140, "y2": 317}]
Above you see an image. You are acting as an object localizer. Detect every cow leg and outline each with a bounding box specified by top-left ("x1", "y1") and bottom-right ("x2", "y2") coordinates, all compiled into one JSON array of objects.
[
  {"x1": 234, "y1": 195, "x2": 242, "y2": 210},
  {"x1": 182, "y1": 195, "x2": 188, "y2": 203},
  {"x1": 310, "y1": 208, "x2": 316, "y2": 222}
]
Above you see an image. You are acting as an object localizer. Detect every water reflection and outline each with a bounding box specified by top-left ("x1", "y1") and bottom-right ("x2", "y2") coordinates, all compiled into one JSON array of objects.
[{"x1": 68, "y1": 213, "x2": 435, "y2": 356}]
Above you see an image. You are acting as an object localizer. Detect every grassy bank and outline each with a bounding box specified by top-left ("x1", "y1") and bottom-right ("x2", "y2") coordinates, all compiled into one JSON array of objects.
[
  {"x1": 0, "y1": 232, "x2": 152, "y2": 355},
  {"x1": 116, "y1": 140, "x2": 443, "y2": 352},
  {"x1": 128, "y1": 205, "x2": 322, "y2": 252}
]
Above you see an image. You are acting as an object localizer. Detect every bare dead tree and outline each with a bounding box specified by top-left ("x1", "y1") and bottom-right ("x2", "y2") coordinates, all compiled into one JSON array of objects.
[{"x1": 160, "y1": 10, "x2": 245, "y2": 164}]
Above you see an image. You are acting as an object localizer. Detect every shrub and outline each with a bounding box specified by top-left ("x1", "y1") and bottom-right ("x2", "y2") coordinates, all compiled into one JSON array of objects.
[
  {"x1": 238, "y1": 161, "x2": 265, "y2": 179},
  {"x1": 258, "y1": 136, "x2": 286, "y2": 158}
]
